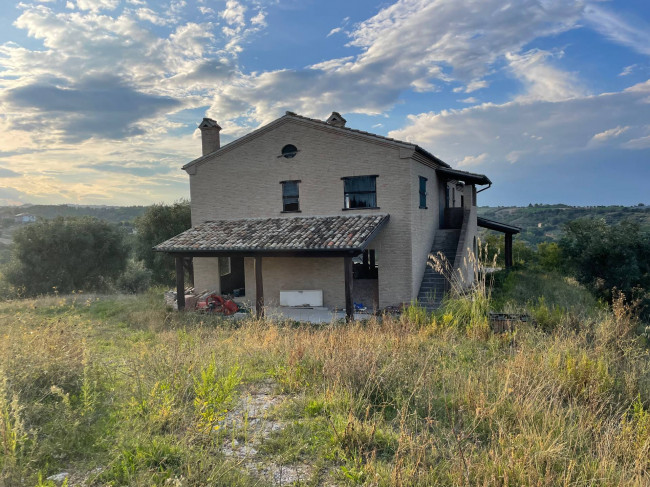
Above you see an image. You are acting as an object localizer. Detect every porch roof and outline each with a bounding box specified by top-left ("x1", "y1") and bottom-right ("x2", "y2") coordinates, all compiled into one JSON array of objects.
[
  {"x1": 477, "y1": 217, "x2": 521, "y2": 234},
  {"x1": 154, "y1": 213, "x2": 389, "y2": 256}
]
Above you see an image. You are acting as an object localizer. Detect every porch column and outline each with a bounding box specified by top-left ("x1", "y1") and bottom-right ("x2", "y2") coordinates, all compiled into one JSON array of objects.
[
  {"x1": 344, "y1": 256, "x2": 354, "y2": 321},
  {"x1": 505, "y1": 233, "x2": 513, "y2": 268},
  {"x1": 185, "y1": 257, "x2": 194, "y2": 288},
  {"x1": 175, "y1": 256, "x2": 185, "y2": 311},
  {"x1": 255, "y1": 255, "x2": 264, "y2": 318}
]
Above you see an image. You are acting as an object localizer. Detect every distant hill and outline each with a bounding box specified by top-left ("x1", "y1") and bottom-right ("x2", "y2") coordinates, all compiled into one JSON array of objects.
[
  {"x1": 0, "y1": 204, "x2": 147, "y2": 225},
  {"x1": 478, "y1": 204, "x2": 650, "y2": 246}
]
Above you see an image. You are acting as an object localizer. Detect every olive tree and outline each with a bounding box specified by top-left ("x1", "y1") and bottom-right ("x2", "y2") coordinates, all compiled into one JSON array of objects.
[{"x1": 6, "y1": 217, "x2": 128, "y2": 295}]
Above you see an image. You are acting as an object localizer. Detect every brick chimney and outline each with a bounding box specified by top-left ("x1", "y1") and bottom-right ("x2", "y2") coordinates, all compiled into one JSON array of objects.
[
  {"x1": 198, "y1": 118, "x2": 222, "y2": 156},
  {"x1": 326, "y1": 111, "x2": 346, "y2": 128}
]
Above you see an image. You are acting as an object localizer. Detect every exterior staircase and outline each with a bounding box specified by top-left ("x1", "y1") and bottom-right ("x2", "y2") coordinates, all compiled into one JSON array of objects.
[{"x1": 417, "y1": 229, "x2": 460, "y2": 310}]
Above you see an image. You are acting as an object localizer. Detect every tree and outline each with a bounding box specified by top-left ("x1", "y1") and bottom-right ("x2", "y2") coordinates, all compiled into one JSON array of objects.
[
  {"x1": 559, "y1": 218, "x2": 650, "y2": 301},
  {"x1": 6, "y1": 217, "x2": 128, "y2": 295},
  {"x1": 134, "y1": 201, "x2": 191, "y2": 284}
]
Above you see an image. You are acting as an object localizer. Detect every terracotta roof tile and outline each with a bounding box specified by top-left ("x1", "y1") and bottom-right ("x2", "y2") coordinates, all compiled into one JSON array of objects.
[{"x1": 154, "y1": 214, "x2": 389, "y2": 253}]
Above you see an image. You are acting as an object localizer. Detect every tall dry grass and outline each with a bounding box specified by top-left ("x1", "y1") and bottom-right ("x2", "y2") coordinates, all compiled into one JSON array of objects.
[{"x1": 0, "y1": 288, "x2": 649, "y2": 485}]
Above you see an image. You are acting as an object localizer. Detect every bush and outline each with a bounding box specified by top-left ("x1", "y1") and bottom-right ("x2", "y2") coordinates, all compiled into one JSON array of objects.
[
  {"x1": 4, "y1": 217, "x2": 128, "y2": 296},
  {"x1": 560, "y1": 218, "x2": 650, "y2": 303},
  {"x1": 117, "y1": 260, "x2": 153, "y2": 294}
]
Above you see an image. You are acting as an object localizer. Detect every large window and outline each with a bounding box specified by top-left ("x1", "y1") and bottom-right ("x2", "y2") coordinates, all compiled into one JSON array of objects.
[
  {"x1": 281, "y1": 180, "x2": 300, "y2": 212},
  {"x1": 343, "y1": 175, "x2": 377, "y2": 209},
  {"x1": 419, "y1": 176, "x2": 427, "y2": 209}
]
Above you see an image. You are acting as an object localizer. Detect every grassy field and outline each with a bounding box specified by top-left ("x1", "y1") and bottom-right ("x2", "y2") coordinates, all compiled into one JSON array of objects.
[{"x1": 1, "y1": 281, "x2": 650, "y2": 486}]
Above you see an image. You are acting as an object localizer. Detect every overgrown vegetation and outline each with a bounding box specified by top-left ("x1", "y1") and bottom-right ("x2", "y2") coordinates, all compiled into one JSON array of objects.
[
  {"x1": 3, "y1": 217, "x2": 129, "y2": 296},
  {"x1": 133, "y1": 201, "x2": 191, "y2": 285},
  {"x1": 0, "y1": 279, "x2": 649, "y2": 485},
  {"x1": 478, "y1": 203, "x2": 650, "y2": 246}
]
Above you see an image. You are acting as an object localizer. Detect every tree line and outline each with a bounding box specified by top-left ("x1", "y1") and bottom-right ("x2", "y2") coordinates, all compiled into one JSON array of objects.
[{"x1": 2, "y1": 203, "x2": 649, "y2": 314}]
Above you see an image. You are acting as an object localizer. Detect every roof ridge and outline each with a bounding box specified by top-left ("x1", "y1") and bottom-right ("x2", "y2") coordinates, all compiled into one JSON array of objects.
[
  {"x1": 199, "y1": 213, "x2": 389, "y2": 224},
  {"x1": 284, "y1": 111, "x2": 415, "y2": 147}
]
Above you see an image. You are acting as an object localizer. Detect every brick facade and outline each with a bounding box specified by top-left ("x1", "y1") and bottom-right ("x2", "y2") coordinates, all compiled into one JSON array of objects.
[{"x1": 187, "y1": 114, "x2": 478, "y2": 309}]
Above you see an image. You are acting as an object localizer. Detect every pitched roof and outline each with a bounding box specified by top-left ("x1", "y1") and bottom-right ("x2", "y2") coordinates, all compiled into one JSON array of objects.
[
  {"x1": 182, "y1": 111, "x2": 450, "y2": 170},
  {"x1": 154, "y1": 214, "x2": 390, "y2": 254}
]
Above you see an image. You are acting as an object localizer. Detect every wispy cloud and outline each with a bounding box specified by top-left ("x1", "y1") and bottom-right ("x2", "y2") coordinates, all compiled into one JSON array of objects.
[
  {"x1": 506, "y1": 49, "x2": 586, "y2": 102},
  {"x1": 585, "y1": 5, "x2": 650, "y2": 56},
  {"x1": 619, "y1": 64, "x2": 637, "y2": 77}
]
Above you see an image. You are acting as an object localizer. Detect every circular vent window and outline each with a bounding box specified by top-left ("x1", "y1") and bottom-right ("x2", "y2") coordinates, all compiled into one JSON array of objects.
[{"x1": 281, "y1": 144, "x2": 298, "y2": 158}]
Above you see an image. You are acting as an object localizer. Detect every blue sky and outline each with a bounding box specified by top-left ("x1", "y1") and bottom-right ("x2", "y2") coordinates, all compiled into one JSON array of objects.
[{"x1": 0, "y1": 0, "x2": 648, "y2": 206}]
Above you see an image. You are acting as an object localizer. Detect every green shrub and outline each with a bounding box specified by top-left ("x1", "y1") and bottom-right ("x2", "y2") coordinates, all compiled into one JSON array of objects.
[{"x1": 117, "y1": 260, "x2": 153, "y2": 294}]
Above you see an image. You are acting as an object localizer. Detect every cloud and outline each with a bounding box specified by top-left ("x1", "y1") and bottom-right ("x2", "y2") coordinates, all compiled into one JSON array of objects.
[
  {"x1": 0, "y1": 167, "x2": 22, "y2": 178},
  {"x1": 250, "y1": 10, "x2": 266, "y2": 27},
  {"x1": 136, "y1": 8, "x2": 172, "y2": 26},
  {"x1": 460, "y1": 97, "x2": 478, "y2": 104},
  {"x1": 506, "y1": 49, "x2": 585, "y2": 102},
  {"x1": 585, "y1": 5, "x2": 650, "y2": 56},
  {"x1": 220, "y1": 0, "x2": 246, "y2": 28},
  {"x1": 208, "y1": 0, "x2": 591, "y2": 124},
  {"x1": 78, "y1": 162, "x2": 174, "y2": 177},
  {"x1": 464, "y1": 80, "x2": 488, "y2": 93},
  {"x1": 619, "y1": 64, "x2": 637, "y2": 77},
  {"x1": 590, "y1": 126, "x2": 629, "y2": 144},
  {"x1": 622, "y1": 135, "x2": 650, "y2": 150},
  {"x1": 327, "y1": 27, "x2": 342, "y2": 37},
  {"x1": 74, "y1": 0, "x2": 120, "y2": 13},
  {"x1": 458, "y1": 153, "x2": 488, "y2": 167},
  {"x1": 4, "y1": 75, "x2": 183, "y2": 141},
  {"x1": 0, "y1": 187, "x2": 31, "y2": 206},
  {"x1": 388, "y1": 80, "x2": 650, "y2": 167}
]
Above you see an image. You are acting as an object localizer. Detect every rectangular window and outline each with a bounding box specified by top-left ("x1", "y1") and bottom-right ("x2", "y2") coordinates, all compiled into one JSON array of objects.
[
  {"x1": 281, "y1": 180, "x2": 300, "y2": 212},
  {"x1": 419, "y1": 176, "x2": 427, "y2": 208},
  {"x1": 343, "y1": 175, "x2": 377, "y2": 209}
]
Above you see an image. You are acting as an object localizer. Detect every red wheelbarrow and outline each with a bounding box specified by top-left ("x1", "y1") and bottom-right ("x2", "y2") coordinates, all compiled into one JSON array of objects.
[{"x1": 196, "y1": 294, "x2": 239, "y2": 315}]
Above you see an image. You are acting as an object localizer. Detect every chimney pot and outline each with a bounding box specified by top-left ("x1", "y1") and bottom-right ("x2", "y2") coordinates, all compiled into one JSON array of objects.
[{"x1": 199, "y1": 117, "x2": 222, "y2": 156}]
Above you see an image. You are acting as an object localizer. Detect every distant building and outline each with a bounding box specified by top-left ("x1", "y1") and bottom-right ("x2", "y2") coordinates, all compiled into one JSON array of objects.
[{"x1": 14, "y1": 213, "x2": 36, "y2": 224}]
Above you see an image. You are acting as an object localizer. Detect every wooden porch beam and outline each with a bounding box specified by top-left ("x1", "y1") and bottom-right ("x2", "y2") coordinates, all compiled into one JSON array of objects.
[
  {"x1": 255, "y1": 255, "x2": 264, "y2": 318},
  {"x1": 175, "y1": 256, "x2": 185, "y2": 311},
  {"x1": 344, "y1": 256, "x2": 354, "y2": 321},
  {"x1": 505, "y1": 233, "x2": 513, "y2": 268}
]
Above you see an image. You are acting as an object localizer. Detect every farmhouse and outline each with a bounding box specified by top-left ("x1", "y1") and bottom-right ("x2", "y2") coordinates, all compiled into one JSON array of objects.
[{"x1": 155, "y1": 111, "x2": 518, "y2": 318}]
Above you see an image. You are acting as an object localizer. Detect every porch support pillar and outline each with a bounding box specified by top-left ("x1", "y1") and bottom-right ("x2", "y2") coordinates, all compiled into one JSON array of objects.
[
  {"x1": 255, "y1": 255, "x2": 264, "y2": 318},
  {"x1": 185, "y1": 257, "x2": 194, "y2": 288},
  {"x1": 344, "y1": 256, "x2": 354, "y2": 321},
  {"x1": 505, "y1": 233, "x2": 513, "y2": 268},
  {"x1": 175, "y1": 256, "x2": 185, "y2": 311}
]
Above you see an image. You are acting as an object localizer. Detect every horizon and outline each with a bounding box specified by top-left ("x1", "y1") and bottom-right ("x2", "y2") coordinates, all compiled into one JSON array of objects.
[{"x1": 0, "y1": 0, "x2": 648, "y2": 207}]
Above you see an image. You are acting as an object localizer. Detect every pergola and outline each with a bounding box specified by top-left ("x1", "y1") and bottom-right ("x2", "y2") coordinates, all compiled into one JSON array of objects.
[
  {"x1": 154, "y1": 214, "x2": 390, "y2": 320},
  {"x1": 477, "y1": 217, "x2": 521, "y2": 267}
]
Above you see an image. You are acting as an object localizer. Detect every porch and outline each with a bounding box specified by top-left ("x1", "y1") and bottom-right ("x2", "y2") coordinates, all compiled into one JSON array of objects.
[{"x1": 154, "y1": 214, "x2": 390, "y2": 320}]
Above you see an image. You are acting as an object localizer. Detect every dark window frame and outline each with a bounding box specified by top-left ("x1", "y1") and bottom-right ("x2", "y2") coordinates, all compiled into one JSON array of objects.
[
  {"x1": 342, "y1": 175, "x2": 379, "y2": 210},
  {"x1": 280, "y1": 144, "x2": 298, "y2": 159},
  {"x1": 419, "y1": 176, "x2": 427, "y2": 209},
  {"x1": 280, "y1": 180, "x2": 301, "y2": 213}
]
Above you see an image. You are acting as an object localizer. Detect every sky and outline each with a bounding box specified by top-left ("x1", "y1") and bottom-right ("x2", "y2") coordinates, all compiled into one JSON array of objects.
[{"x1": 0, "y1": 0, "x2": 649, "y2": 207}]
